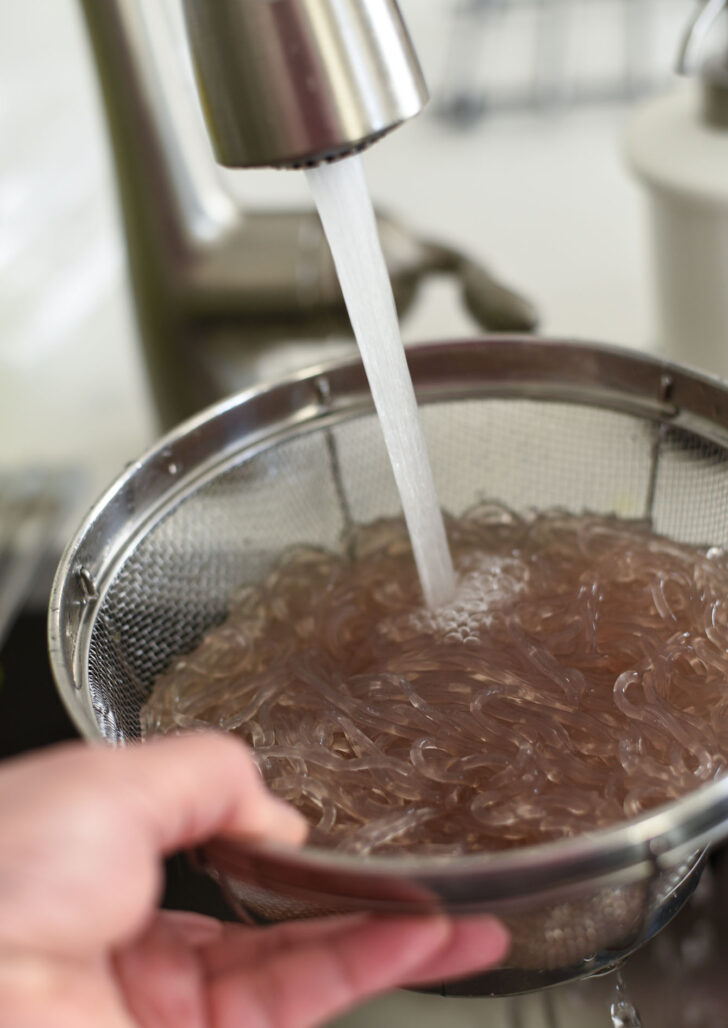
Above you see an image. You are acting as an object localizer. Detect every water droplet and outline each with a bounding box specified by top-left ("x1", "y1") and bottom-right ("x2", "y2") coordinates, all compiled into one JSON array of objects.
[{"x1": 610, "y1": 971, "x2": 642, "y2": 1028}]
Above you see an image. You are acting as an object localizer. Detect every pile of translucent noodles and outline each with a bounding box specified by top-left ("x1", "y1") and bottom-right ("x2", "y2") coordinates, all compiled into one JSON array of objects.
[{"x1": 142, "y1": 506, "x2": 728, "y2": 856}]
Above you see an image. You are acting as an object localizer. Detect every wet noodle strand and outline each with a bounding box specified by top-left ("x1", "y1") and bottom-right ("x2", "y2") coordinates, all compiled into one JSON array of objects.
[{"x1": 142, "y1": 507, "x2": 728, "y2": 856}]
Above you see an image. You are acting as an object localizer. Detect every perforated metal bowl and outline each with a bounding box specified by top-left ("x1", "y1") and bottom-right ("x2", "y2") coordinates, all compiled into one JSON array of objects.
[{"x1": 49, "y1": 338, "x2": 728, "y2": 996}]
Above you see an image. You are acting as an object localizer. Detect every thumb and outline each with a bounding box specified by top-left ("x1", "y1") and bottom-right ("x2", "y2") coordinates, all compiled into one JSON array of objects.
[{"x1": 111, "y1": 732, "x2": 308, "y2": 852}]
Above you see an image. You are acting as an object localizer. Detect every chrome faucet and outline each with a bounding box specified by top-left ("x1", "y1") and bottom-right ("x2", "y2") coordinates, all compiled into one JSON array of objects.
[
  {"x1": 180, "y1": 0, "x2": 428, "y2": 168},
  {"x1": 79, "y1": 0, "x2": 536, "y2": 428}
]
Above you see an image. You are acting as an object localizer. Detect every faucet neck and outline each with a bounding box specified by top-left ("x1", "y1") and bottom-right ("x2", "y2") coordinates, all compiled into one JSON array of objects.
[{"x1": 78, "y1": 0, "x2": 236, "y2": 271}]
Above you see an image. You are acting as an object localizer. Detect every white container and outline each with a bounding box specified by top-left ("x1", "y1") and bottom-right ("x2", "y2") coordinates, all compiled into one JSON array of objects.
[{"x1": 626, "y1": 81, "x2": 728, "y2": 380}]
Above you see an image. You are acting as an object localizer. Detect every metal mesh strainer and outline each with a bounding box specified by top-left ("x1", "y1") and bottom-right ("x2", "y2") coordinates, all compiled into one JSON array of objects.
[{"x1": 48, "y1": 338, "x2": 728, "y2": 996}]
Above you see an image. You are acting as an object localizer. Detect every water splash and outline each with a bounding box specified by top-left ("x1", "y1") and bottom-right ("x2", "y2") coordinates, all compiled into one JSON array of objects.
[{"x1": 610, "y1": 970, "x2": 642, "y2": 1028}]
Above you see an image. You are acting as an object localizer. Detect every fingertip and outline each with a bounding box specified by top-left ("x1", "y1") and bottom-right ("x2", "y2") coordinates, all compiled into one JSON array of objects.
[
  {"x1": 228, "y1": 795, "x2": 309, "y2": 848},
  {"x1": 269, "y1": 799, "x2": 309, "y2": 845}
]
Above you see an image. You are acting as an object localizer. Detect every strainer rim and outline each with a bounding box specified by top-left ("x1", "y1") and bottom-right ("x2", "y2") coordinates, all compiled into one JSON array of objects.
[{"x1": 48, "y1": 335, "x2": 728, "y2": 892}]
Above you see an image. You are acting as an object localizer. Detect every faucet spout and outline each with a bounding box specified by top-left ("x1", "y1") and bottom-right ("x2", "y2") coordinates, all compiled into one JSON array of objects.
[{"x1": 181, "y1": 0, "x2": 429, "y2": 167}]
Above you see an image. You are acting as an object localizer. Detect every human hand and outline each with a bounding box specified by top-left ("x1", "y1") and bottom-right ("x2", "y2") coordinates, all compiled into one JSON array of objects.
[{"x1": 0, "y1": 734, "x2": 508, "y2": 1027}]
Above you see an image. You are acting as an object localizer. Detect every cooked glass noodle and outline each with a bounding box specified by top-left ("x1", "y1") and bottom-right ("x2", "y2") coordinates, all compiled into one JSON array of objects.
[{"x1": 142, "y1": 506, "x2": 728, "y2": 856}]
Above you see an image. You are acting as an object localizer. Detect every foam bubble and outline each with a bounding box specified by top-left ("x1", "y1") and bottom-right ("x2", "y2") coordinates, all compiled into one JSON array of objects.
[{"x1": 407, "y1": 554, "x2": 525, "y2": 644}]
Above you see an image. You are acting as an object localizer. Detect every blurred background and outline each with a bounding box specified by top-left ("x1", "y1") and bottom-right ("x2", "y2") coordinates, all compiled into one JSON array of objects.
[
  {"x1": 1, "y1": 0, "x2": 699, "y2": 533},
  {"x1": 3, "y1": 1, "x2": 728, "y2": 1025}
]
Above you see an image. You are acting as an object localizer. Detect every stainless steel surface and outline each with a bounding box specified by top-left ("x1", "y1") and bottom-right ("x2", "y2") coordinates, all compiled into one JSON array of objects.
[
  {"x1": 49, "y1": 337, "x2": 728, "y2": 995},
  {"x1": 182, "y1": 0, "x2": 428, "y2": 167},
  {"x1": 77, "y1": 0, "x2": 534, "y2": 429}
]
